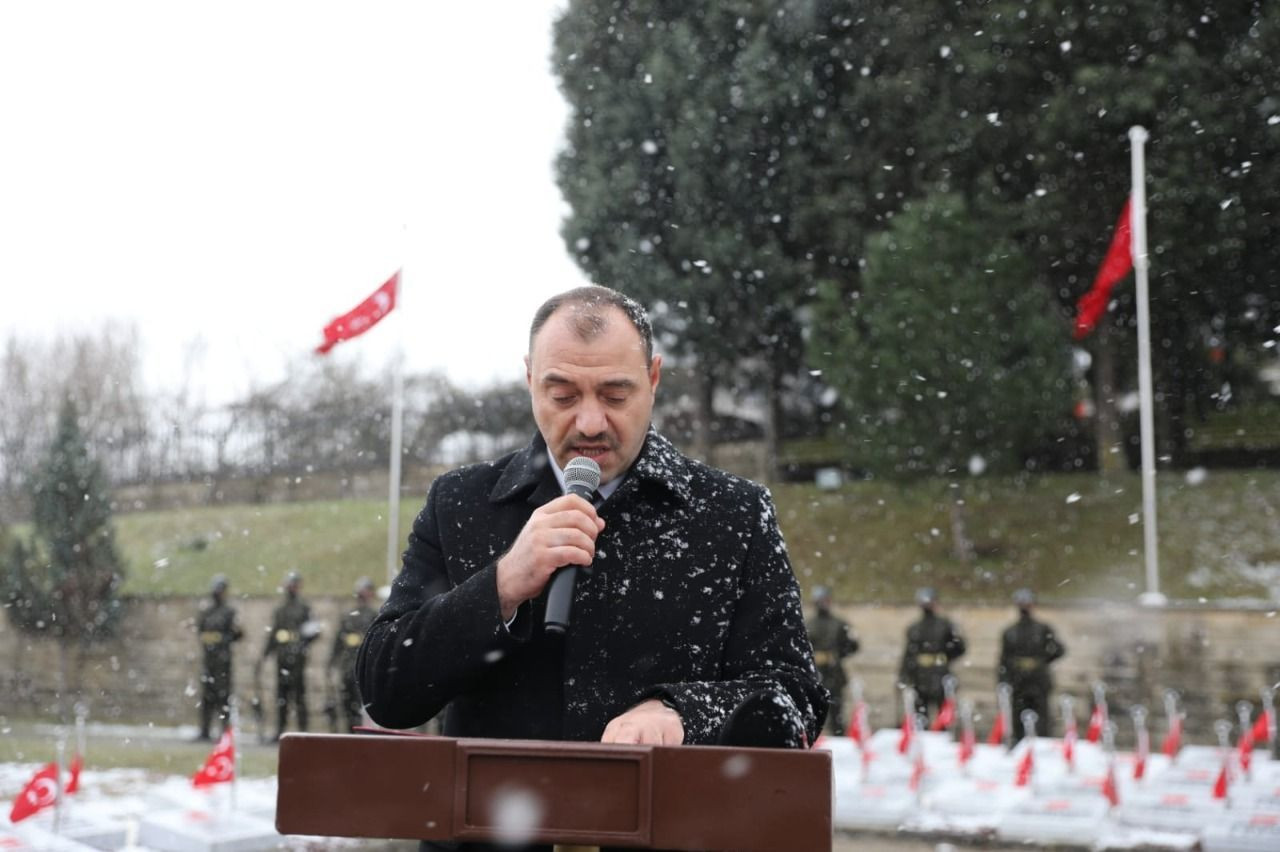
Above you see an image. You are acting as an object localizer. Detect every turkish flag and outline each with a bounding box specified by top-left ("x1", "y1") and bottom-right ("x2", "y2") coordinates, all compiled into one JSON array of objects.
[
  {"x1": 1102, "y1": 764, "x2": 1120, "y2": 807},
  {"x1": 1238, "y1": 722, "x2": 1256, "y2": 772},
  {"x1": 1250, "y1": 709, "x2": 1273, "y2": 743},
  {"x1": 1085, "y1": 703, "x2": 1106, "y2": 743},
  {"x1": 192, "y1": 729, "x2": 235, "y2": 787},
  {"x1": 930, "y1": 697, "x2": 956, "y2": 731},
  {"x1": 958, "y1": 725, "x2": 975, "y2": 767},
  {"x1": 1212, "y1": 762, "x2": 1230, "y2": 800},
  {"x1": 9, "y1": 762, "x2": 59, "y2": 823},
  {"x1": 1014, "y1": 745, "x2": 1034, "y2": 787},
  {"x1": 898, "y1": 709, "x2": 913, "y2": 754},
  {"x1": 909, "y1": 750, "x2": 926, "y2": 792},
  {"x1": 986, "y1": 710, "x2": 1005, "y2": 745},
  {"x1": 848, "y1": 700, "x2": 867, "y2": 745},
  {"x1": 1062, "y1": 720, "x2": 1077, "y2": 769},
  {"x1": 315, "y1": 271, "x2": 400, "y2": 355},
  {"x1": 1161, "y1": 716, "x2": 1182, "y2": 758},
  {"x1": 1073, "y1": 198, "x2": 1133, "y2": 339},
  {"x1": 65, "y1": 754, "x2": 83, "y2": 794}
]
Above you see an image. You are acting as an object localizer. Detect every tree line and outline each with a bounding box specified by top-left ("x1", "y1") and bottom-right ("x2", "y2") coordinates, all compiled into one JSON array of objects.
[
  {"x1": 554, "y1": 0, "x2": 1280, "y2": 478},
  {"x1": 0, "y1": 328, "x2": 543, "y2": 516},
  {"x1": 1, "y1": 328, "x2": 778, "y2": 520}
]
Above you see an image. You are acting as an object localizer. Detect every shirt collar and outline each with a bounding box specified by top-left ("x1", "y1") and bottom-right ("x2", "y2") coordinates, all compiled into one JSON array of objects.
[
  {"x1": 490, "y1": 427, "x2": 693, "y2": 506},
  {"x1": 545, "y1": 449, "x2": 624, "y2": 502}
]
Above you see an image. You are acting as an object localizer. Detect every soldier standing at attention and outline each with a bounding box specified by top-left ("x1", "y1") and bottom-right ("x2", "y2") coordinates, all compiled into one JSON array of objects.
[
  {"x1": 261, "y1": 571, "x2": 320, "y2": 741},
  {"x1": 898, "y1": 587, "x2": 966, "y2": 722},
  {"x1": 328, "y1": 577, "x2": 379, "y2": 732},
  {"x1": 195, "y1": 574, "x2": 243, "y2": 741},
  {"x1": 805, "y1": 585, "x2": 859, "y2": 736},
  {"x1": 998, "y1": 588, "x2": 1065, "y2": 739}
]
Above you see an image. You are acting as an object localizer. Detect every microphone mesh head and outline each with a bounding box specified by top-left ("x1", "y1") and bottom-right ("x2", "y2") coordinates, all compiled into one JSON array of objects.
[{"x1": 564, "y1": 456, "x2": 602, "y2": 496}]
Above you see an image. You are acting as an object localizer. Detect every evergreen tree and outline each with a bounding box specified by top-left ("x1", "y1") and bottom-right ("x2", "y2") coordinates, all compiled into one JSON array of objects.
[
  {"x1": 2, "y1": 399, "x2": 125, "y2": 706},
  {"x1": 554, "y1": 1, "x2": 1279, "y2": 474},
  {"x1": 811, "y1": 193, "x2": 1072, "y2": 479},
  {"x1": 554, "y1": 1, "x2": 872, "y2": 473}
]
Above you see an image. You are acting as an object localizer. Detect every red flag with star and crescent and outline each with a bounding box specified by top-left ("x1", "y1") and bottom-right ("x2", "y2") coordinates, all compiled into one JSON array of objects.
[
  {"x1": 898, "y1": 709, "x2": 914, "y2": 754},
  {"x1": 192, "y1": 729, "x2": 235, "y2": 787},
  {"x1": 1073, "y1": 198, "x2": 1133, "y2": 339},
  {"x1": 315, "y1": 271, "x2": 400, "y2": 355},
  {"x1": 1161, "y1": 715, "x2": 1183, "y2": 758},
  {"x1": 1102, "y1": 763, "x2": 1120, "y2": 807},
  {"x1": 1014, "y1": 745, "x2": 1035, "y2": 787},
  {"x1": 1085, "y1": 702, "x2": 1106, "y2": 743},
  {"x1": 930, "y1": 697, "x2": 956, "y2": 732},
  {"x1": 1063, "y1": 715, "x2": 1078, "y2": 769},
  {"x1": 1213, "y1": 761, "x2": 1231, "y2": 800},
  {"x1": 986, "y1": 709, "x2": 1005, "y2": 745},
  {"x1": 9, "y1": 762, "x2": 60, "y2": 823},
  {"x1": 848, "y1": 700, "x2": 867, "y2": 746},
  {"x1": 958, "y1": 723, "x2": 976, "y2": 767},
  {"x1": 1251, "y1": 708, "x2": 1273, "y2": 743},
  {"x1": 65, "y1": 754, "x2": 82, "y2": 794}
]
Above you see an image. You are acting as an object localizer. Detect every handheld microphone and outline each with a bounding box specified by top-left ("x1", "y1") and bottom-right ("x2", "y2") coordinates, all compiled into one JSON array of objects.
[{"x1": 544, "y1": 456, "x2": 601, "y2": 634}]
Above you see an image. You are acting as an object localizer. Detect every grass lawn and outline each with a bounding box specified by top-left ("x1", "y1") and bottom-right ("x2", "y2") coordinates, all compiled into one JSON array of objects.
[
  {"x1": 77, "y1": 468, "x2": 1280, "y2": 606},
  {"x1": 779, "y1": 468, "x2": 1280, "y2": 605},
  {"x1": 0, "y1": 719, "x2": 281, "y2": 777}
]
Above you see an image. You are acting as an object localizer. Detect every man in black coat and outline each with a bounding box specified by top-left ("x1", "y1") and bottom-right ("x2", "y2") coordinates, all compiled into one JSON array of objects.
[
  {"x1": 998, "y1": 588, "x2": 1065, "y2": 740},
  {"x1": 358, "y1": 285, "x2": 825, "y2": 772}
]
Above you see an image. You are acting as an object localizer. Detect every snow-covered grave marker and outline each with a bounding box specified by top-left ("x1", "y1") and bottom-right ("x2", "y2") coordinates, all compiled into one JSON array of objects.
[{"x1": 995, "y1": 791, "x2": 1112, "y2": 846}]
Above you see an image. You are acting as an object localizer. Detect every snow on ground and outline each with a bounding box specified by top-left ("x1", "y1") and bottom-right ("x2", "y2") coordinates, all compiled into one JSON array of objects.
[
  {"x1": 819, "y1": 729, "x2": 1280, "y2": 851},
  {"x1": 1, "y1": 724, "x2": 1277, "y2": 850}
]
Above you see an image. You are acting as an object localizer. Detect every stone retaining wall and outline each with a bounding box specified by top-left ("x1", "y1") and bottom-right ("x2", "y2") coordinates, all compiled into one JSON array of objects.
[{"x1": 2, "y1": 598, "x2": 1277, "y2": 745}]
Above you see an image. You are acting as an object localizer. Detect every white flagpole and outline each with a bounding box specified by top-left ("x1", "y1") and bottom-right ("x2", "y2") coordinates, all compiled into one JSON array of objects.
[
  {"x1": 1130, "y1": 126, "x2": 1164, "y2": 606},
  {"x1": 229, "y1": 696, "x2": 240, "y2": 812},
  {"x1": 386, "y1": 263, "x2": 406, "y2": 587}
]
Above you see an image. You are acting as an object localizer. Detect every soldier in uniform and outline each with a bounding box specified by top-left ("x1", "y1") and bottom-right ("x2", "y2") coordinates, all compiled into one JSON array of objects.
[
  {"x1": 261, "y1": 571, "x2": 320, "y2": 741},
  {"x1": 328, "y1": 577, "x2": 379, "y2": 732},
  {"x1": 898, "y1": 587, "x2": 966, "y2": 722},
  {"x1": 195, "y1": 574, "x2": 243, "y2": 741},
  {"x1": 998, "y1": 588, "x2": 1065, "y2": 740},
  {"x1": 805, "y1": 585, "x2": 859, "y2": 736}
]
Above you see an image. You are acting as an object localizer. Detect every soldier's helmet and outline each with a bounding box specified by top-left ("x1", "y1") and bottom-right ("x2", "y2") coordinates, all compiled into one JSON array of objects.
[
  {"x1": 210, "y1": 574, "x2": 229, "y2": 594},
  {"x1": 915, "y1": 587, "x2": 938, "y2": 607},
  {"x1": 811, "y1": 585, "x2": 832, "y2": 604},
  {"x1": 1013, "y1": 588, "x2": 1035, "y2": 607},
  {"x1": 354, "y1": 577, "x2": 375, "y2": 596},
  {"x1": 284, "y1": 571, "x2": 302, "y2": 590}
]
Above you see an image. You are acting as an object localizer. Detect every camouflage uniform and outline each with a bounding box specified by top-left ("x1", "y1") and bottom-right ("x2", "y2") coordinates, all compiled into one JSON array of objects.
[{"x1": 195, "y1": 583, "x2": 243, "y2": 740}]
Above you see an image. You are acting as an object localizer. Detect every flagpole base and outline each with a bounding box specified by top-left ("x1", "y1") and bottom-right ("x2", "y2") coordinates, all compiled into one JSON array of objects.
[{"x1": 1137, "y1": 591, "x2": 1168, "y2": 608}]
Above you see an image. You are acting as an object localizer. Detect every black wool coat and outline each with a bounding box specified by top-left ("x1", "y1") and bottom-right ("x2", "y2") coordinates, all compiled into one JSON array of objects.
[{"x1": 357, "y1": 429, "x2": 827, "y2": 746}]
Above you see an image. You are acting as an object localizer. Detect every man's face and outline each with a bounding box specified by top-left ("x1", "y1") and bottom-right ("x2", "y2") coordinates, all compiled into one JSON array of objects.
[{"x1": 527, "y1": 305, "x2": 661, "y2": 485}]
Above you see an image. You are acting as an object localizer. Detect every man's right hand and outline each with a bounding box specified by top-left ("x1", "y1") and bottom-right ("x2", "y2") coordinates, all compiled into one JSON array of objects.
[{"x1": 496, "y1": 494, "x2": 604, "y2": 621}]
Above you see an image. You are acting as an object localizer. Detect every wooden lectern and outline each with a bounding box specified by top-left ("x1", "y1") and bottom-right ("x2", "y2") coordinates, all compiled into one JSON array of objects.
[{"x1": 276, "y1": 733, "x2": 832, "y2": 850}]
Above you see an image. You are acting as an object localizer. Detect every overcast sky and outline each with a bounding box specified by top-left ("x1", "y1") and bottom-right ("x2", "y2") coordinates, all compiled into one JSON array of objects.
[{"x1": 0, "y1": 0, "x2": 585, "y2": 405}]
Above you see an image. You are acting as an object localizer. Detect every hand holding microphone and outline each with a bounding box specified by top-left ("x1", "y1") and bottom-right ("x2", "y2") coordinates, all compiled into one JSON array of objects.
[
  {"x1": 545, "y1": 457, "x2": 602, "y2": 633},
  {"x1": 494, "y1": 457, "x2": 602, "y2": 625}
]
